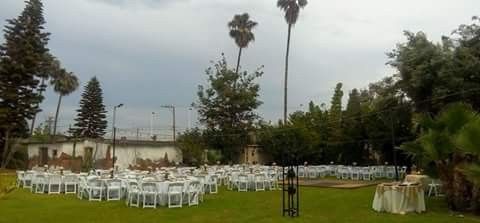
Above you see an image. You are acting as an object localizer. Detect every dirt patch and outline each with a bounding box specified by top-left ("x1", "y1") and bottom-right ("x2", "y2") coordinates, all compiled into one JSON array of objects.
[{"x1": 282, "y1": 178, "x2": 387, "y2": 189}]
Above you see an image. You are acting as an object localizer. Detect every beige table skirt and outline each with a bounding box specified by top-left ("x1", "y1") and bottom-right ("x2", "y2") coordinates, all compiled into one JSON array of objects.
[{"x1": 372, "y1": 184, "x2": 426, "y2": 214}]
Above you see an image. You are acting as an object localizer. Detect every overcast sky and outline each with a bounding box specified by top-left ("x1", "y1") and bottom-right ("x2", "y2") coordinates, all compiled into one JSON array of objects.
[{"x1": 1, "y1": 0, "x2": 479, "y2": 139}]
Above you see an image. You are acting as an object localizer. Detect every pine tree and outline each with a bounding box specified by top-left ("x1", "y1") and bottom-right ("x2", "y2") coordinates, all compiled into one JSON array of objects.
[
  {"x1": 342, "y1": 88, "x2": 366, "y2": 164},
  {"x1": 72, "y1": 77, "x2": 108, "y2": 138},
  {"x1": 326, "y1": 83, "x2": 344, "y2": 162},
  {"x1": 328, "y1": 83, "x2": 344, "y2": 141},
  {"x1": 0, "y1": 0, "x2": 51, "y2": 167}
]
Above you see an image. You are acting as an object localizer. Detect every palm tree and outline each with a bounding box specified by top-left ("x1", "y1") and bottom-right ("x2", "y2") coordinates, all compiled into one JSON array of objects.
[
  {"x1": 228, "y1": 13, "x2": 258, "y2": 74},
  {"x1": 50, "y1": 66, "x2": 79, "y2": 139},
  {"x1": 402, "y1": 103, "x2": 478, "y2": 211},
  {"x1": 277, "y1": 0, "x2": 307, "y2": 123}
]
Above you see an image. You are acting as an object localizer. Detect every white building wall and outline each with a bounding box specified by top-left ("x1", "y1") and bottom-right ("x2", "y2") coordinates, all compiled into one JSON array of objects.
[{"x1": 27, "y1": 140, "x2": 181, "y2": 169}]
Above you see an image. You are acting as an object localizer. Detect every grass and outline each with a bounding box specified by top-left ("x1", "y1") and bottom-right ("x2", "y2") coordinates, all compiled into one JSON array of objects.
[
  {"x1": 0, "y1": 179, "x2": 478, "y2": 223},
  {"x1": 0, "y1": 171, "x2": 15, "y2": 198}
]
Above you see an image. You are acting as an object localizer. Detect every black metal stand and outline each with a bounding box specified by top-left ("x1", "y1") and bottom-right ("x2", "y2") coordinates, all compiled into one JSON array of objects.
[{"x1": 282, "y1": 154, "x2": 299, "y2": 217}]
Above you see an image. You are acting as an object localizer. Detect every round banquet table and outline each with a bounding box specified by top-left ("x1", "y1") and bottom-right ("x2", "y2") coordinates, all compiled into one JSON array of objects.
[{"x1": 372, "y1": 183, "x2": 426, "y2": 214}]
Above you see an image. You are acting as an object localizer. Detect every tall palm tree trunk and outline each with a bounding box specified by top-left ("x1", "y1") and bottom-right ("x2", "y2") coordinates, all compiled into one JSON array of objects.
[
  {"x1": 283, "y1": 24, "x2": 292, "y2": 123},
  {"x1": 235, "y1": 47, "x2": 243, "y2": 74},
  {"x1": 52, "y1": 94, "x2": 62, "y2": 139}
]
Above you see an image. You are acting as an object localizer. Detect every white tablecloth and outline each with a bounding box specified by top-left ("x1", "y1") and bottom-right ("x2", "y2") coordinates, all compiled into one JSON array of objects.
[{"x1": 372, "y1": 183, "x2": 426, "y2": 214}]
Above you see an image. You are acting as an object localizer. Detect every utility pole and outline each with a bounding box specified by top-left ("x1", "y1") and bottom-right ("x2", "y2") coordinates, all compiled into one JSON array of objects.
[
  {"x1": 111, "y1": 103, "x2": 124, "y2": 178},
  {"x1": 161, "y1": 105, "x2": 176, "y2": 143},
  {"x1": 135, "y1": 128, "x2": 139, "y2": 165},
  {"x1": 187, "y1": 107, "x2": 192, "y2": 130},
  {"x1": 150, "y1": 112, "x2": 155, "y2": 138},
  {"x1": 390, "y1": 113, "x2": 399, "y2": 181}
]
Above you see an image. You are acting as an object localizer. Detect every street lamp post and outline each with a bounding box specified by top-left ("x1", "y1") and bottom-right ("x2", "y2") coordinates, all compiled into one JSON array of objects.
[
  {"x1": 161, "y1": 105, "x2": 176, "y2": 143},
  {"x1": 112, "y1": 103, "x2": 123, "y2": 178},
  {"x1": 187, "y1": 107, "x2": 193, "y2": 130},
  {"x1": 150, "y1": 112, "x2": 155, "y2": 138}
]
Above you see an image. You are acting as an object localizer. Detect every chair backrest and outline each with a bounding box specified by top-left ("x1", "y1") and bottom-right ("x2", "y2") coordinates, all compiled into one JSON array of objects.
[
  {"x1": 49, "y1": 175, "x2": 63, "y2": 184},
  {"x1": 142, "y1": 177, "x2": 155, "y2": 182},
  {"x1": 168, "y1": 182, "x2": 184, "y2": 193},
  {"x1": 188, "y1": 180, "x2": 201, "y2": 191},
  {"x1": 24, "y1": 172, "x2": 34, "y2": 180},
  {"x1": 16, "y1": 171, "x2": 24, "y2": 180},
  {"x1": 127, "y1": 181, "x2": 139, "y2": 191},
  {"x1": 255, "y1": 174, "x2": 265, "y2": 181},
  {"x1": 141, "y1": 182, "x2": 157, "y2": 192},
  {"x1": 35, "y1": 174, "x2": 47, "y2": 183},
  {"x1": 239, "y1": 174, "x2": 248, "y2": 181},
  {"x1": 107, "y1": 179, "x2": 122, "y2": 187},
  {"x1": 64, "y1": 175, "x2": 78, "y2": 183},
  {"x1": 87, "y1": 179, "x2": 103, "y2": 187}
]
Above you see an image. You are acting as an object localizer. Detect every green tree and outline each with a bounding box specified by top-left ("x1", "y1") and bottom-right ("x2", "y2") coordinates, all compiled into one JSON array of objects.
[
  {"x1": 277, "y1": 0, "x2": 308, "y2": 122},
  {"x1": 326, "y1": 83, "x2": 343, "y2": 161},
  {"x1": 365, "y1": 77, "x2": 413, "y2": 165},
  {"x1": 0, "y1": 0, "x2": 51, "y2": 167},
  {"x1": 50, "y1": 60, "x2": 79, "y2": 139},
  {"x1": 387, "y1": 31, "x2": 447, "y2": 114},
  {"x1": 342, "y1": 88, "x2": 366, "y2": 164},
  {"x1": 259, "y1": 119, "x2": 315, "y2": 165},
  {"x1": 228, "y1": 13, "x2": 258, "y2": 74},
  {"x1": 177, "y1": 128, "x2": 207, "y2": 166},
  {"x1": 196, "y1": 54, "x2": 263, "y2": 162},
  {"x1": 72, "y1": 77, "x2": 107, "y2": 138},
  {"x1": 402, "y1": 103, "x2": 477, "y2": 212}
]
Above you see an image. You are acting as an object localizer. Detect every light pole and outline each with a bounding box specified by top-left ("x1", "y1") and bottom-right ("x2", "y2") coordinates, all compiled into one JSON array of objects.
[
  {"x1": 187, "y1": 107, "x2": 193, "y2": 130},
  {"x1": 150, "y1": 112, "x2": 156, "y2": 138},
  {"x1": 161, "y1": 105, "x2": 176, "y2": 143},
  {"x1": 112, "y1": 103, "x2": 123, "y2": 177}
]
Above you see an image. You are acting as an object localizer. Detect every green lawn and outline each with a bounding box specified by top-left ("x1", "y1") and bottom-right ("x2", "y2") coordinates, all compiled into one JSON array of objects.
[{"x1": 0, "y1": 182, "x2": 477, "y2": 223}]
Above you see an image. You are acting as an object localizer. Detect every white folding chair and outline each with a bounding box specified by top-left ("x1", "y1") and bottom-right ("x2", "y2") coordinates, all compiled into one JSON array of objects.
[
  {"x1": 77, "y1": 177, "x2": 88, "y2": 199},
  {"x1": 126, "y1": 181, "x2": 140, "y2": 207},
  {"x1": 238, "y1": 175, "x2": 248, "y2": 192},
  {"x1": 106, "y1": 179, "x2": 122, "y2": 201},
  {"x1": 63, "y1": 175, "x2": 78, "y2": 194},
  {"x1": 47, "y1": 175, "x2": 62, "y2": 194},
  {"x1": 16, "y1": 171, "x2": 24, "y2": 188},
  {"x1": 187, "y1": 180, "x2": 200, "y2": 206},
  {"x1": 268, "y1": 173, "x2": 278, "y2": 190},
  {"x1": 87, "y1": 179, "x2": 103, "y2": 201},
  {"x1": 208, "y1": 175, "x2": 218, "y2": 194},
  {"x1": 167, "y1": 182, "x2": 184, "y2": 208},
  {"x1": 34, "y1": 174, "x2": 47, "y2": 194},
  {"x1": 254, "y1": 174, "x2": 265, "y2": 191},
  {"x1": 141, "y1": 182, "x2": 157, "y2": 208},
  {"x1": 428, "y1": 179, "x2": 442, "y2": 197},
  {"x1": 23, "y1": 172, "x2": 33, "y2": 190},
  {"x1": 351, "y1": 168, "x2": 360, "y2": 180}
]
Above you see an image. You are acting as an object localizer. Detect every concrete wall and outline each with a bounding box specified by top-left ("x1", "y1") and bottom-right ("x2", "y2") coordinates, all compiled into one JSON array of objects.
[{"x1": 27, "y1": 140, "x2": 181, "y2": 169}]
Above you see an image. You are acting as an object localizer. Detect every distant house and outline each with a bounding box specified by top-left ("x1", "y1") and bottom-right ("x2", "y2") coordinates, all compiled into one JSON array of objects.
[{"x1": 26, "y1": 138, "x2": 182, "y2": 170}]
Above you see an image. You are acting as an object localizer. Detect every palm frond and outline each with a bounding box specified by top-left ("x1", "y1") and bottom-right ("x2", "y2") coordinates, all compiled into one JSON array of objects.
[
  {"x1": 298, "y1": 0, "x2": 308, "y2": 7},
  {"x1": 228, "y1": 13, "x2": 257, "y2": 48},
  {"x1": 456, "y1": 118, "x2": 480, "y2": 155},
  {"x1": 419, "y1": 130, "x2": 454, "y2": 161},
  {"x1": 461, "y1": 163, "x2": 480, "y2": 186},
  {"x1": 437, "y1": 102, "x2": 477, "y2": 134}
]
